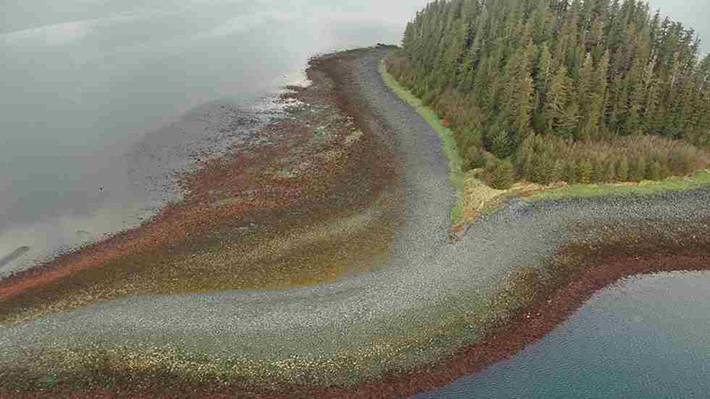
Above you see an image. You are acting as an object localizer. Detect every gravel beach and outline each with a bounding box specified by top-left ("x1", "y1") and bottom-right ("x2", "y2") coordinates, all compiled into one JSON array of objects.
[{"x1": 1, "y1": 48, "x2": 709, "y2": 398}]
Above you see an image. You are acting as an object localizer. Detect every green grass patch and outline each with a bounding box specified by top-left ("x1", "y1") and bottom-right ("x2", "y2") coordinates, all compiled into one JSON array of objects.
[
  {"x1": 529, "y1": 170, "x2": 710, "y2": 201},
  {"x1": 379, "y1": 60, "x2": 465, "y2": 223}
]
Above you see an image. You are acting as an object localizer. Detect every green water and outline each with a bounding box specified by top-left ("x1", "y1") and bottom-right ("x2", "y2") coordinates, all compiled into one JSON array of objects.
[{"x1": 415, "y1": 271, "x2": 710, "y2": 399}]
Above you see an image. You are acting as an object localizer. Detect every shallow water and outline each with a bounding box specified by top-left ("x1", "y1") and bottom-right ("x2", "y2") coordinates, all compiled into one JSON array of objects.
[
  {"x1": 414, "y1": 271, "x2": 710, "y2": 399},
  {"x1": 0, "y1": 0, "x2": 429, "y2": 277}
]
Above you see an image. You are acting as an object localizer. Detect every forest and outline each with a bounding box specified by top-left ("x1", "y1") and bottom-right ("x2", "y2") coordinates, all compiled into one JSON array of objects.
[{"x1": 386, "y1": 0, "x2": 710, "y2": 188}]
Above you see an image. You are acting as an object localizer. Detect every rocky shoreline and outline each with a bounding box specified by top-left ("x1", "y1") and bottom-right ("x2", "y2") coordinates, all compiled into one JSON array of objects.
[
  {"x1": 0, "y1": 49, "x2": 401, "y2": 324},
  {"x1": 1, "y1": 48, "x2": 709, "y2": 398}
]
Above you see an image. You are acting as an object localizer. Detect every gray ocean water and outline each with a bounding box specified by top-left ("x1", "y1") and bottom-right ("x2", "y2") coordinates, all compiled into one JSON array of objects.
[{"x1": 0, "y1": 0, "x2": 429, "y2": 276}]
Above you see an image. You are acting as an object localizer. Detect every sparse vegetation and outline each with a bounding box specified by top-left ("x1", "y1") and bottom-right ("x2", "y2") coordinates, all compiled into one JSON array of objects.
[{"x1": 529, "y1": 169, "x2": 710, "y2": 200}]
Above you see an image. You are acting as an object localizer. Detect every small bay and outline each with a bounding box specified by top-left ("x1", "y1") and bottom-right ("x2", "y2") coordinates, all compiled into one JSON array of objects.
[{"x1": 414, "y1": 271, "x2": 710, "y2": 399}]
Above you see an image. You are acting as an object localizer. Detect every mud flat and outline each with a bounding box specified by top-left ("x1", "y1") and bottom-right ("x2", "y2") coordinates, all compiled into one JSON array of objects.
[{"x1": 1, "y1": 48, "x2": 710, "y2": 398}]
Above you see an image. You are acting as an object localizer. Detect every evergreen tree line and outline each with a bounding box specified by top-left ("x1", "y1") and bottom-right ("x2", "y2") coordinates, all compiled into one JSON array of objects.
[{"x1": 387, "y1": 0, "x2": 710, "y2": 188}]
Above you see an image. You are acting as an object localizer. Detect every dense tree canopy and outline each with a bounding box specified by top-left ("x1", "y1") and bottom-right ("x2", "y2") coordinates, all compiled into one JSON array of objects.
[{"x1": 387, "y1": 0, "x2": 710, "y2": 186}]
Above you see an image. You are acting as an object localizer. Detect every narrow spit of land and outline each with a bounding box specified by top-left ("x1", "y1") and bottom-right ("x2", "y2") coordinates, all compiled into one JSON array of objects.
[
  {"x1": 1, "y1": 48, "x2": 710, "y2": 399},
  {"x1": 0, "y1": 49, "x2": 403, "y2": 325}
]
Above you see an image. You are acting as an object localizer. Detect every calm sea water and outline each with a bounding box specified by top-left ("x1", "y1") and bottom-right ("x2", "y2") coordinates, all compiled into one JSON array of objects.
[
  {"x1": 0, "y1": 0, "x2": 429, "y2": 276},
  {"x1": 415, "y1": 271, "x2": 710, "y2": 399}
]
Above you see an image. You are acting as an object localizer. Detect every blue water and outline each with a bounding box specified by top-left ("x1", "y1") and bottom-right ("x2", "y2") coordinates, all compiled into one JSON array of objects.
[{"x1": 414, "y1": 271, "x2": 710, "y2": 399}]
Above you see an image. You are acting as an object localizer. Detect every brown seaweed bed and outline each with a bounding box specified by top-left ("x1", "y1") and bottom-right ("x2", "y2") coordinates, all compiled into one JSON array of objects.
[
  {"x1": 0, "y1": 51, "x2": 400, "y2": 325},
  {"x1": 1, "y1": 48, "x2": 709, "y2": 398}
]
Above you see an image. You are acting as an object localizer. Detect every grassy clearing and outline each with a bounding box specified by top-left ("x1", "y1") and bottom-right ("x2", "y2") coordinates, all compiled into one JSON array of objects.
[
  {"x1": 529, "y1": 170, "x2": 710, "y2": 201},
  {"x1": 380, "y1": 60, "x2": 467, "y2": 223}
]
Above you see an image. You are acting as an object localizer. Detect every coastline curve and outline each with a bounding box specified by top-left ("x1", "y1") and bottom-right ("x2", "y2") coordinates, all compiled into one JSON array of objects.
[{"x1": 1, "y1": 48, "x2": 710, "y2": 398}]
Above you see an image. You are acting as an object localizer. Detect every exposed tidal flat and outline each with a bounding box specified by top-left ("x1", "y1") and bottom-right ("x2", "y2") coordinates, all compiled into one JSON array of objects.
[{"x1": 1, "y1": 48, "x2": 710, "y2": 398}]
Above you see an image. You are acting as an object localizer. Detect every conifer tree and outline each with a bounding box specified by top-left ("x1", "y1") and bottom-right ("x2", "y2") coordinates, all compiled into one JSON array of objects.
[
  {"x1": 545, "y1": 67, "x2": 573, "y2": 137},
  {"x1": 578, "y1": 159, "x2": 593, "y2": 184},
  {"x1": 647, "y1": 160, "x2": 662, "y2": 181},
  {"x1": 629, "y1": 156, "x2": 647, "y2": 181},
  {"x1": 490, "y1": 117, "x2": 514, "y2": 159},
  {"x1": 393, "y1": 0, "x2": 710, "y2": 188},
  {"x1": 563, "y1": 160, "x2": 579, "y2": 184},
  {"x1": 521, "y1": 153, "x2": 535, "y2": 181},
  {"x1": 534, "y1": 43, "x2": 553, "y2": 111},
  {"x1": 511, "y1": 77, "x2": 535, "y2": 146},
  {"x1": 617, "y1": 157, "x2": 629, "y2": 181},
  {"x1": 491, "y1": 160, "x2": 515, "y2": 189},
  {"x1": 603, "y1": 160, "x2": 616, "y2": 182},
  {"x1": 592, "y1": 159, "x2": 605, "y2": 183},
  {"x1": 577, "y1": 53, "x2": 596, "y2": 140}
]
